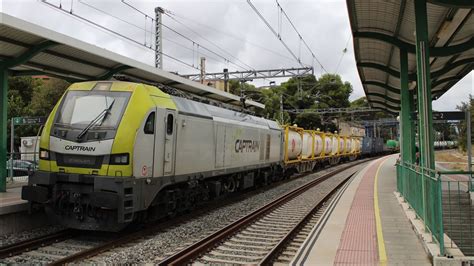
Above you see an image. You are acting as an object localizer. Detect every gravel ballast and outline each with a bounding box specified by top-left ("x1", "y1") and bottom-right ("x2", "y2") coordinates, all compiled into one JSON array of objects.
[
  {"x1": 0, "y1": 225, "x2": 65, "y2": 248},
  {"x1": 88, "y1": 161, "x2": 369, "y2": 264}
]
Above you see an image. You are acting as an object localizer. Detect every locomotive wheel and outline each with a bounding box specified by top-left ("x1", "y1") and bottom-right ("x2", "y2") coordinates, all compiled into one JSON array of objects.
[{"x1": 223, "y1": 177, "x2": 236, "y2": 193}]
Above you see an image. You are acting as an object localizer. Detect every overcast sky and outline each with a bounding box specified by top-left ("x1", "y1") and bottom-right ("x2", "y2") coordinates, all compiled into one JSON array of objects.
[{"x1": 2, "y1": 0, "x2": 472, "y2": 110}]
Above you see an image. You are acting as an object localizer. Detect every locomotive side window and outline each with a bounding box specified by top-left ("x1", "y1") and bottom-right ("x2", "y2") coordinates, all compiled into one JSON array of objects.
[
  {"x1": 144, "y1": 112, "x2": 155, "y2": 134},
  {"x1": 166, "y1": 114, "x2": 174, "y2": 135}
]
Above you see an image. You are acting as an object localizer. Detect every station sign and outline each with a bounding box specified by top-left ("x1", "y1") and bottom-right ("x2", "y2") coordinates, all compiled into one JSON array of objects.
[
  {"x1": 12, "y1": 116, "x2": 47, "y2": 126},
  {"x1": 432, "y1": 111, "x2": 465, "y2": 121},
  {"x1": 411, "y1": 111, "x2": 465, "y2": 121}
]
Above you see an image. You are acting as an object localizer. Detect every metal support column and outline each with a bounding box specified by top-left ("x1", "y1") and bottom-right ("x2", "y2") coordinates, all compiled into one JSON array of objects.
[
  {"x1": 415, "y1": 0, "x2": 435, "y2": 172},
  {"x1": 408, "y1": 90, "x2": 416, "y2": 160},
  {"x1": 414, "y1": 0, "x2": 440, "y2": 253},
  {"x1": 467, "y1": 108, "x2": 472, "y2": 192},
  {"x1": 155, "y1": 7, "x2": 164, "y2": 69},
  {"x1": 400, "y1": 49, "x2": 415, "y2": 165},
  {"x1": 399, "y1": 49, "x2": 414, "y2": 198},
  {"x1": 0, "y1": 69, "x2": 8, "y2": 192},
  {"x1": 223, "y1": 68, "x2": 229, "y2": 92}
]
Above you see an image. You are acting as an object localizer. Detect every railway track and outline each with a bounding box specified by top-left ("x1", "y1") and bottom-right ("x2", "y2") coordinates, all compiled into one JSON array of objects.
[
  {"x1": 0, "y1": 229, "x2": 77, "y2": 260},
  {"x1": 0, "y1": 159, "x2": 370, "y2": 265},
  {"x1": 0, "y1": 230, "x2": 111, "y2": 264},
  {"x1": 158, "y1": 163, "x2": 360, "y2": 265}
]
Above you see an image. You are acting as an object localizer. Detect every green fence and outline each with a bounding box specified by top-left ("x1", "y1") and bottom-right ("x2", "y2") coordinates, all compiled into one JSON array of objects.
[
  {"x1": 397, "y1": 163, "x2": 444, "y2": 254},
  {"x1": 397, "y1": 163, "x2": 474, "y2": 256},
  {"x1": 441, "y1": 176, "x2": 474, "y2": 256}
]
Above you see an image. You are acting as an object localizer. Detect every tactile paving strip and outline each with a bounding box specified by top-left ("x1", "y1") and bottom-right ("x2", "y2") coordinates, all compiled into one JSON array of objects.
[{"x1": 333, "y1": 159, "x2": 382, "y2": 265}]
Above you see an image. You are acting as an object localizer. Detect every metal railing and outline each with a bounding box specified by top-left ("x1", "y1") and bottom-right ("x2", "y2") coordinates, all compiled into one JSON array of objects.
[
  {"x1": 397, "y1": 163, "x2": 474, "y2": 256},
  {"x1": 441, "y1": 177, "x2": 474, "y2": 256},
  {"x1": 6, "y1": 151, "x2": 39, "y2": 183}
]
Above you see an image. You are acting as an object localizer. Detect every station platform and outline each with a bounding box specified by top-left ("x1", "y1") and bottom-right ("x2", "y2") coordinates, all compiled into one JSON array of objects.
[
  {"x1": 0, "y1": 187, "x2": 28, "y2": 215},
  {"x1": 0, "y1": 186, "x2": 51, "y2": 236},
  {"x1": 291, "y1": 154, "x2": 432, "y2": 265}
]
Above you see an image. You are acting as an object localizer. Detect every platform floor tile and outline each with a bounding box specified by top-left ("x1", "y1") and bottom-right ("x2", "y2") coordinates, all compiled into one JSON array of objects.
[{"x1": 379, "y1": 155, "x2": 431, "y2": 265}]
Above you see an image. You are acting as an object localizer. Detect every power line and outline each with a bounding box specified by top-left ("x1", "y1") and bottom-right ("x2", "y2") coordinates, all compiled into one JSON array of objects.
[
  {"x1": 78, "y1": 0, "x2": 153, "y2": 46},
  {"x1": 334, "y1": 33, "x2": 352, "y2": 74},
  {"x1": 160, "y1": 22, "x2": 249, "y2": 71},
  {"x1": 163, "y1": 10, "x2": 303, "y2": 66},
  {"x1": 41, "y1": 0, "x2": 199, "y2": 71},
  {"x1": 79, "y1": 0, "x2": 230, "y2": 69},
  {"x1": 47, "y1": 0, "x2": 250, "y2": 73},
  {"x1": 275, "y1": 0, "x2": 328, "y2": 73},
  {"x1": 163, "y1": 37, "x2": 224, "y2": 66},
  {"x1": 163, "y1": 13, "x2": 256, "y2": 71},
  {"x1": 120, "y1": 0, "x2": 253, "y2": 72},
  {"x1": 246, "y1": 0, "x2": 308, "y2": 68}
]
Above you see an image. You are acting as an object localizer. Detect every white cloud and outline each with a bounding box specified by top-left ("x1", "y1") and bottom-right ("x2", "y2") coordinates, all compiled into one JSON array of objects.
[
  {"x1": 2, "y1": 0, "x2": 471, "y2": 110},
  {"x1": 433, "y1": 71, "x2": 473, "y2": 111}
]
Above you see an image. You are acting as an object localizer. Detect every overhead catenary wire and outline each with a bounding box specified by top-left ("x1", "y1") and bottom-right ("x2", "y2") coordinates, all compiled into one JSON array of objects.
[
  {"x1": 163, "y1": 10, "x2": 303, "y2": 66},
  {"x1": 78, "y1": 0, "x2": 249, "y2": 72},
  {"x1": 160, "y1": 23, "x2": 249, "y2": 71},
  {"x1": 334, "y1": 33, "x2": 352, "y2": 75},
  {"x1": 246, "y1": 0, "x2": 308, "y2": 68},
  {"x1": 78, "y1": 0, "x2": 226, "y2": 68},
  {"x1": 41, "y1": 0, "x2": 199, "y2": 71},
  {"x1": 161, "y1": 12, "x2": 275, "y2": 83},
  {"x1": 163, "y1": 13, "x2": 257, "y2": 71},
  {"x1": 120, "y1": 0, "x2": 253, "y2": 73},
  {"x1": 47, "y1": 0, "x2": 252, "y2": 73},
  {"x1": 275, "y1": 0, "x2": 328, "y2": 74}
]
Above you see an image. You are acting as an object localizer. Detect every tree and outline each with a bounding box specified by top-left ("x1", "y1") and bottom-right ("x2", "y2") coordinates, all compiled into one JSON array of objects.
[
  {"x1": 349, "y1": 96, "x2": 394, "y2": 121},
  {"x1": 257, "y1": 74, "x2": 354, "y2": 127},
  {"x1": 8, "y1": 76, "x2": 40, "y2": 103},
  {"x1": 228, "y1": 80, "x2": 259, "y2": 99},
  {"x1": 29, "y1": 78, "x2": 69, "y2": 116},
  {"x1": 350, "y1": 97, "x2": 368, "y2": 108},
  {"x1": 294, "y1": 112, "x2": 322, "y2": 130},
  {"x1": 313, "y1": 74, "x2": 352, "y2": 109},
  {"x1": 456, "y1": 95, "x2": 473, "y2": 152},
  {"x1": 280, "y1": 75, "x2": 318, "y2": 110},
  {"x1": 6, "y1": 77, "x2": 69, "y2": 153}
]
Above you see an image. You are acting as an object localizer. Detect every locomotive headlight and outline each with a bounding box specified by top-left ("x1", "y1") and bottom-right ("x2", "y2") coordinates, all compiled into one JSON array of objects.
[
  {"x1": 110, "y1": 153, "x2": 129, "y2": 165},
  {"x1": 40, "y1": 149, "x2": 50, "y2": 160}
]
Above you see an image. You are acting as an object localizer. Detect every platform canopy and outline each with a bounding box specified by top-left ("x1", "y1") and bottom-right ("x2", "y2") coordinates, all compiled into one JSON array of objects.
[
  {"x1": 0, "y1": 12, "x2": 264, "y2": 109},
  {"x1": 347, "y1": 0, "x2": 473, "y2": 114}
]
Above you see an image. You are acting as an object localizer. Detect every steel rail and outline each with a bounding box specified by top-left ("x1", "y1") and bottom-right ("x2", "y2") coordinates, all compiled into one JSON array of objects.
[
  {"x1": 31, "y1": 158, "x2": 372, "y2": 265},
  {"x1": 158, "y1": 161, "x2": 366, "y2": 265},
  {"x1": 48, "y1": 170, "x2": 317, "y2": 265},
  {"x1": 259, "y1": 171, "x2": 355, "y2": 264},
  {"x1": 0, "y1": 229, "x2": 77, "y2": 259}
]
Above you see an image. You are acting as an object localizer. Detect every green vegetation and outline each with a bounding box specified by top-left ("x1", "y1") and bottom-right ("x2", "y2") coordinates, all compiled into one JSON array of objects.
[
  {"x1": 456, "y1": 95, "x2": 473, "y2": 152},
  {"x1": 6, "y1": 73, "x2": 361, "y2": 151},
  {"x1": 237, "y1": 73, "x2": 354, "y2": 131},
  {"x1": 7, "y1": 77, "x2": 69, "y2": 152},
  {"x1": 350, "y1": 96, "x2": 368, "y2": 108}
]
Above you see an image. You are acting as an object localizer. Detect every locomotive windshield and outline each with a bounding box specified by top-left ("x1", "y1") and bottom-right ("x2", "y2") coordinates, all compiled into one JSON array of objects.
[{"x1": 55, "y1": 91, "x2": 130, "y2": 129}]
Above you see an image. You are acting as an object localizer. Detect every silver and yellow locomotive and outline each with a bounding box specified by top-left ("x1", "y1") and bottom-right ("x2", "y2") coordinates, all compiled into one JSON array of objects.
[{"x1": 22, "y1": 81, "x2": 361, "y2": 231}]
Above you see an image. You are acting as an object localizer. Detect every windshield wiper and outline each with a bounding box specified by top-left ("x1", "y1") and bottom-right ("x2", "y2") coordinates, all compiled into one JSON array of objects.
[{"x1": 77, "y1": 100, "x2": 115, "y2": 141}]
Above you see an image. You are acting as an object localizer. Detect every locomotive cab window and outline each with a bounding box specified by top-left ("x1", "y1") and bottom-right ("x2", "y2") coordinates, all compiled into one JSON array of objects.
[
  {"x1": 144, "y1": 112, "x2": 155, "y2": 134},
  {"x1": 166, "y1": 114, "x2": 174, "y2": 135}
]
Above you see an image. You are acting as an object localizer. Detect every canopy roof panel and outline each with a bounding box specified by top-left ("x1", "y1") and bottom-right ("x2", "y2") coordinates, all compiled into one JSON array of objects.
[
  {"x1": 347, "y1": 0, "x2": 473, "y2": 114},
  {"x1": 0, "y1": 12, "x2": 264, "y2": 109}
]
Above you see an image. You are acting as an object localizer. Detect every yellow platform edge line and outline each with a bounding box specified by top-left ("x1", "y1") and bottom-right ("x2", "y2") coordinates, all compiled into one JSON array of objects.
[{"x1": 374, "y1": 156, "x2": 389, "y2": 265}]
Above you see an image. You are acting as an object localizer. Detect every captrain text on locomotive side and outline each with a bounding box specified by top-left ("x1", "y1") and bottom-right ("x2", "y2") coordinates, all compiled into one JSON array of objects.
[{"x1": 22, "y1": 81, "x2": 389, "y2": 231}]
